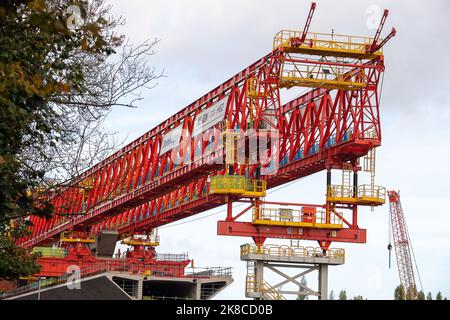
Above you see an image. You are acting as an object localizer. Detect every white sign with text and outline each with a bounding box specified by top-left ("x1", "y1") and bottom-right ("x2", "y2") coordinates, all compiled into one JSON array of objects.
[
  {"x1": 160, "y1": 126, "x2": 183, "y2": 155},
  {"x1": 192, "y1": 96, "x2": 228, "y2": 137}
]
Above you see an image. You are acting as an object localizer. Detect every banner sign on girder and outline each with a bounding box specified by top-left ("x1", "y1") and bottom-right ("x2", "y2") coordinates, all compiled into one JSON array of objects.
[
  {"x1": 192, "y1": 96, "x2": 229, "y2": 137},
  {"x1": 160, "y1": 125, "x2": 183, "y2": 155}
]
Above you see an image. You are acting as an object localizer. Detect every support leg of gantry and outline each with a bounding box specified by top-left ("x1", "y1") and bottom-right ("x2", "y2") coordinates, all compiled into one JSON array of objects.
[
  {"x1": 255, "y1": 261, "x2": 264, "y2": 300},
  {"x1": 318, "y1": 264, "x2": 328, "y2": 300},
  {"x1": 240, "y1": 243, "x2": 344, "y2": 300}
]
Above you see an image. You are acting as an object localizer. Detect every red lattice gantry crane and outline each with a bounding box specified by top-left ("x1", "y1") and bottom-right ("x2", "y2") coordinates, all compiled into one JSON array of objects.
[{"x1": 8, "y1": 3, "x2": 397, "y2": 300}]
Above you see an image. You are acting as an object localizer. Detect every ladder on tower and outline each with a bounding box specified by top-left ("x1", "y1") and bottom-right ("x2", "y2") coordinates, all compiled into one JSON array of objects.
[
  {"x1": 245, "y1": 261, "x2": 257, "y2": 296},
  {"x1": 363, "y1": 147, "x2": 376, "y2": 211},
  {"x1": 342, "y1": 163, "x2": 352, "y2": 192}
]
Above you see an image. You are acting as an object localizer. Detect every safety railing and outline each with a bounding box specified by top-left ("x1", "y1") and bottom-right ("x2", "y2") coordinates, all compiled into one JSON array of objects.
[
  {"x1": 358, "y1": 184, "x2": 386, "y2": 201},
  {"x1": 327, "y1": 185, "x2": 355, "y2": 199},
  {"x1": 253, "y1": 207, "x2": 343, "y2": 227},
  {"x1": 32, "y1": 247, "x2": 67, "y2": 258},
  {"x1": 121, "y1": 235, "x2": 160, "y2": 246},
  {"x1": 210, "y1": 175, "x2": 246, "y2": 194},
  {"x1": 209, "y1": 175, "x2": 266, "y2": 197},
  {"x1": 327, "y1": 185, "x2": 386, "y2": 203},
  {"x1": 240, "y1": 243, "x2": 345, "y2": 260},
  {"x1": 273, "y1": 30, "x2": 378, "y2": 55},
  {"x1": 280, "y1": 61, "x2": 367, "y2": 89},
  {"x1": 156, "y1": 253, "x2": 189, "y2": 262},
  {"x1": 60, "y1": 231, "x2": 96, "y2": 243},
  {"x1": 245, "y1": 179, "x2": 267, "y2": 194},
  {"x1": 186, "y1": 267, "x2": 233, "y2": 278}
]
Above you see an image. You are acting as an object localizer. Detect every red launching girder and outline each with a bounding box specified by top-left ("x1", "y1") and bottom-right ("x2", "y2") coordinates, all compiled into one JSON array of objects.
[
  {"x1": 19, "y1": 56, "x2": 384, "y2": 248},
  {"x1": 94, "y1": 66, "x2": 382, "y2": 243},
  {"x1": 19, "y1": 51, "x2": 279, "y2": 247},
  {"x1": 18, "y1": 4, "x2": 392, "y2": 249}
]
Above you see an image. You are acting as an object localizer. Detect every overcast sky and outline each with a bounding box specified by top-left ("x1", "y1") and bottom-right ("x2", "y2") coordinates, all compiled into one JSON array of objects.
[{"x1": 103, "y1": 0, "x2": 450, "y2": 299}]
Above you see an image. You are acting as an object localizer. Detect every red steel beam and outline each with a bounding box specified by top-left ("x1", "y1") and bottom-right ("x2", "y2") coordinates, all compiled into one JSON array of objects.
[{"x1": 216, "y1": 220, "x2": 366, "y2": 243}]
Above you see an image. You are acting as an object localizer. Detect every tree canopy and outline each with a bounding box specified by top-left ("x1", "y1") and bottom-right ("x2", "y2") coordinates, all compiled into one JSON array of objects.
[{"x1": 338, "y1": 290, "x2": 347, "y2": 300}]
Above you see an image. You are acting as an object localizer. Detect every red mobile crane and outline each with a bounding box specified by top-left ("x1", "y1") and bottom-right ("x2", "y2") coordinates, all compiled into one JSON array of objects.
[
  {"x1": 13, "y1": 3, "x2": 395, "y2": 296},
  {"x1": 388, "y1": 191, "x2": 422, "y2": 299}
]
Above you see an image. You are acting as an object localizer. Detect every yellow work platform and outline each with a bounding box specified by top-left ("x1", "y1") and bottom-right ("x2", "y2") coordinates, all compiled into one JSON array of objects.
[
  {"x1": 273, "y1": 30, "x2": 383, "y2": 60},
  {"x1": 60, "y1": 231, "x2": 95, "y2": 243},
  {"x1": 209, "y1": 175, "x2": 267, "y2": 197},
  {"x1": 327, "y1": 184, "x2": 386, "y2": 206},
  {"x1": 121, "y1": 239, "x2": 160, "y2": 247},
  {"x1": 326, "y1": 196, "x2": 385, "y2": 206},
  {"x1": 60, "y1": 237, "x2": 95, "y2": 243},
  {"x1": 356, "y1": 196, "x2": 386, "y2": 206}
]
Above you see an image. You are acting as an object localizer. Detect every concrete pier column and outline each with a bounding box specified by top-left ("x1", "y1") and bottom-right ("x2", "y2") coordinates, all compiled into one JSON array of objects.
[{"x1": 318, "y1": 264, "x2": 328, "y2": 300}]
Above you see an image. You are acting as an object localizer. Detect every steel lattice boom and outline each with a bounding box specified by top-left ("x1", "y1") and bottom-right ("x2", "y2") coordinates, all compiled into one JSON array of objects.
[{"x1": 388, "y1": 191, "x2": 417, "y2": 299}]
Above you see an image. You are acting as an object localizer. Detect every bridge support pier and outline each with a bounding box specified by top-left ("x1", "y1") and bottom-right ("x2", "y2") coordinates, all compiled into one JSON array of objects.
[{"x1": 241, "y1": 244, "x2": 344, "y2": 300}]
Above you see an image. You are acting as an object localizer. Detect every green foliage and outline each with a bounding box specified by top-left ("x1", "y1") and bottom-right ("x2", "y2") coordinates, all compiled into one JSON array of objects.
[
  {"x1": 353, "y1": 295, "x2": 365, "y2": 300},
  {"x1": 417, "y1": 290, "x2": 425, "y2": 300},
  {"x1": 338, "y1": 290, "x2": 347, "y2": 300},
  {"x1": 394, "y1": 285, "x2": 405, "y2": 300},
  {"x1": 0, "y1": 236, "x2": 41, "y2": 279},
  {"x1": 427, "y1": 292, "x2": 433, "y2": 300},
  {"x1": 436, "y1": 292, "x2": 443, "y2": 300},
  {"x1": 0, "y1": 0, "x2": 121, "y2": 280}
]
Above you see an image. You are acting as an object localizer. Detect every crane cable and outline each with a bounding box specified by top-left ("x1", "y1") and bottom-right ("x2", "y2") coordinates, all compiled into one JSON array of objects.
[
  {"x1": 387, "y1": 203, "x2": 392, "y2": 268},
  {"x1": 402, "y1": 203, "x2": 424, "y2": 292}
]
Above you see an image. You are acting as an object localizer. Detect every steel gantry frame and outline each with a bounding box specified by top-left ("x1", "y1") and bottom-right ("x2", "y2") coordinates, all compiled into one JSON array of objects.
[
  {"x1": 19, "y1": 61, "x2": 385, "y2": 247},
  {"x1": 15, "y1": 3, "x2": 395, "y2": 299}
]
